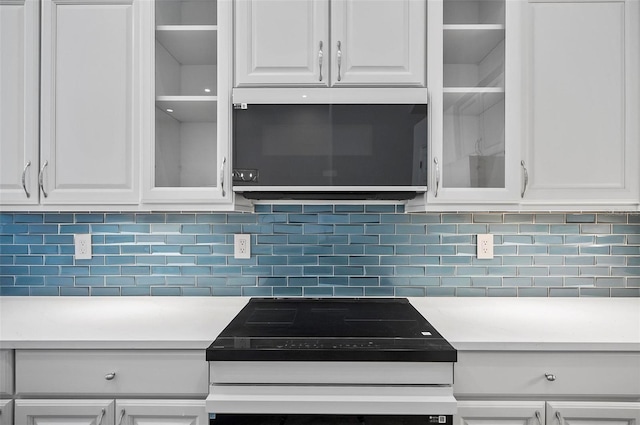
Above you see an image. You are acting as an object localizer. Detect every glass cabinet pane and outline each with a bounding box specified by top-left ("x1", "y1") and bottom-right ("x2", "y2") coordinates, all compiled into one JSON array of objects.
[
  {"x1": 442, "y1": 0, "x2": 505, "y2": 189},
  {"x1": 154, "y1": 0, "x2": 218, "y2": 188}
]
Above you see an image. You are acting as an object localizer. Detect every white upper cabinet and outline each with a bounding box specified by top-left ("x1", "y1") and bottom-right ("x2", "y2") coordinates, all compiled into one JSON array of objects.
[
  {"x1": 408, "y1": 0, "x2": 522, "y2": 211},
  {"x1": 235, "y1": 0, "x2": 329, "y2": 86},
  {"x1": 234, "y1": 0, "x2": 426, "y2": 87},
  {"x1": 144, "y1": 0, "x2": 236, "y2": 208},
  {"x1": 329, "y1": 0, "x2": 426, "y2": 86},
  {"x1": 0, "y1": 0, "x2": 39, "y2": 205},
  {"x1": 39, "y1": 0, "x2": 146, "y2": 205},
  {"x1": 521, "y1": 0, "x2": 640, "y2": 209}
]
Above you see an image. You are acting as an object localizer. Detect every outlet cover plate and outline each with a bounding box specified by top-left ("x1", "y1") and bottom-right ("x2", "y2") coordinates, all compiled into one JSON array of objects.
[
  {"x1": 477, "y1": 234, "x2": 494, "y2": 259},
  {"x1": 74, "y1": 234, "x2": 92, "y2": 260},
  {"x1": 234, "y1": 234, "x2": 251, "y2": 259}
]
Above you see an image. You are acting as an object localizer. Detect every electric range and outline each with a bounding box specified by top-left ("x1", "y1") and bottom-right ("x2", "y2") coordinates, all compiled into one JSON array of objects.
[{"x1": 206, "y1": 298, "x2": 457, "y2": 423}]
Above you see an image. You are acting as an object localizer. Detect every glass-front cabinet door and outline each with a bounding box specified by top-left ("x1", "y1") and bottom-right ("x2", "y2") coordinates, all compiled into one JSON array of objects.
[
  {"x1": 421, "y1": 0, "x2": 522, "y2": 208},
  {"x1": 143, "y1": 0, "x2": 232, "y2": 206}
]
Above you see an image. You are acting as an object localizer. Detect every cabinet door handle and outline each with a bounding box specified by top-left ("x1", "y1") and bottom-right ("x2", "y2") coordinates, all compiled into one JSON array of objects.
[
  {"x1": 220, "y1": 156, "x2": 227, "y2": 197},
  {"x1": 521, "y1": 160, "x2": 528, "y2": 198},
  {"x1": 38, "y1": 160, "x2": 49, "y2": 198},
  {"x1": 545, "y1": 372, "x2": 556, "y2": 381},
  {"x1": 97, "y1": 408, "x2": 106, "y2": 425},
  {"x1": 117, "y1": 409, "x2": 126, "y2": 425},
  {"x1": 433, "y1": 157, "x2": 440, "y2": 197},
  {"x1": 22, "y1": 161, "x2": 32, "y2": 198},
  {"x1": 105, "y1": 372, "x2": 116, "y2": 380},
  {"x1": 336, "y1": 41, "x2": 342, "y2": 82},
  {"x1": 534, "y1": 410, "x2": 542, "y2": 425},
  {"x1": 318, "y1": 41, "x2": 324, "y2": 82},
  {"x1": 555, "y1": 411, "x2": 564, "y2": 425}
]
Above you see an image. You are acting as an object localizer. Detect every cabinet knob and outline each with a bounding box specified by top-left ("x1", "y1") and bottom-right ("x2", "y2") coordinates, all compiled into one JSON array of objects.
[
  {"x1": 105, "y1": 372, "x2": 116, "y2": 380},
  {"x1": 545, "y1": 373, "x2": 556, "y2": 381}
]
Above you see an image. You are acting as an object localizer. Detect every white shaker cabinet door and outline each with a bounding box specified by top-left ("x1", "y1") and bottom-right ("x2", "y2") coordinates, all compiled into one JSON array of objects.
[
  {"x1": 235, "y1": 0, "x2": 329, "y2": 86},
  {"x1": 39, "y1": 0, "x2": 146, "y2": 205},
  {"x1": 116, "y1": 400, "x2": 208, "y2": 425},
  {"x1": 14, "y1": 400, "x2": 115, "y2": 425},
  {"x1": 522, "y1": 0, "x2": 640, "y2": 207},
  {"x1": 0, "y1": 0, "x2": 39, "y2": 205},
  {"x1": 453, "y1": 401, "x2": 545, "y2": 425},
  {"x1": 330, "y1": 0, "x2": 425, "y2": 87},
  {"x1": 546, "y1": 401, "x2": 640, "y2": 425}
]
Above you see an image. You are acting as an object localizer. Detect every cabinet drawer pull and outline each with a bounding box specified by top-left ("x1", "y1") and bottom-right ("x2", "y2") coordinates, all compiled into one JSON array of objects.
[
  {"x1": 433, "y1": 157, "x2": 440, "y2": 197},
  {"x1": 118, "y1": 409, "x2": 126, "y2": 425},
  {"x1": 97, "y1": 408, "x2": 106, "y2": 425},
  {"x1": 555, "y1": 411, "x2": 564, "y2": 425},
  {"x1": 534, "y1": 410, "x2": 542, "y2": 425},
  {"x1": 22, "y1": 161, "x2": 32, "y2": 198},
  {"x1": 521, "y1": 160, "x2": 528, "y2": 198},
  {"x1": 38, "y1": 160, "x2": 48, "y2": 198},
  {"x1": 105, "y1": 372, "x2": 116, "y2": 380},
  {"x1": 545, "y1": 372, "x2": 556, "y2": 381},
  {"x1": 220, "y1": 156, "x2": 227, "y2": 197},
  {"x1": 318, "y1": 41, "x2": 324, "y2": 82},
  {"x1": 336, "y1": 41, "x2": 342, "y2": 82}
]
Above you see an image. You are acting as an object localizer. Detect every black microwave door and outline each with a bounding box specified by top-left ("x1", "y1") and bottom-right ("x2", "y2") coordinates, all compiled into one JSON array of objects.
[
  {"x1": 233, "y1": 104, "x2": 333, "y2": 187},
  {"x1": 233, "y1": 104, "x2": 428, "y2": 188},
  {"x1": 330, "y1": 104, "x2": 427, "y2": 186}
]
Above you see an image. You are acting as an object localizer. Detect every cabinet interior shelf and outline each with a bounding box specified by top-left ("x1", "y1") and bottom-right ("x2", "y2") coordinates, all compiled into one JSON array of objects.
[
  {"x1": 156, "y1": 96, "x2": 217, "y2": 122},
  {"x1": 443, "y1": 91, "x2": 504, "y2": 115},
  {"x1": 444, "y1": 25, "x2": 505, "y2": 64},
  {"x1": 156, "y1": 25, "x2": 218, "y2": 65}
]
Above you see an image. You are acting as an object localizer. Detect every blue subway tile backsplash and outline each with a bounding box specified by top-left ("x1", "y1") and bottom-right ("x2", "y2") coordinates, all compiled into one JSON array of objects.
[{"x1": 0, "y1": 207, "x2": 639, "y2": 297}]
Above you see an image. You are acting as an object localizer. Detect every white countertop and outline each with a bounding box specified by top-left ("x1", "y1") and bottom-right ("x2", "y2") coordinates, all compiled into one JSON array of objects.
[{"x1": 1, "y1": 297, "x2": 639, "y2": 351}]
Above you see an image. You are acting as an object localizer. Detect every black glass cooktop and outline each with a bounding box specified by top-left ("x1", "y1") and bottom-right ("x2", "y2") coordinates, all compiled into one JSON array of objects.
[{"x1": 206, "y1": 298, "x2": 456, "y2": 362}]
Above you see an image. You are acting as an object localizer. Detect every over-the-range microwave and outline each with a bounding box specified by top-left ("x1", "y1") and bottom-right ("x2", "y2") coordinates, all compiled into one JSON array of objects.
[{"x1": 231, "y1": 88, "x2": 428, "y2": 200}]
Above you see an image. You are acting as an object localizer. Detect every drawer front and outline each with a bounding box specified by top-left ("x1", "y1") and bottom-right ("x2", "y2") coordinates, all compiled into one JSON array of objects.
[
  {"x1": 454, "y1": 351, "x2": 640, "y2": 398},
  {"x1": 15, "y1": 350, "x2": 208, "y2": 397},
  {"x1": 0, "y1": 350, "x2": 13, "y2": 396}
]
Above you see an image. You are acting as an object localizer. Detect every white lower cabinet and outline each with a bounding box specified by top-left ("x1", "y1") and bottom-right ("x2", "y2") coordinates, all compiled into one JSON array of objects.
[
  {"x1": 116, "y1": 400, "x2": 207, "y2": 425},
  {"x1": 15, "y1": 399, "x2": 116, "y2": 425},
  {"x1": 454, "y1": 400, "x2": 640, "y2": 425},
  {"x1": 14, "y1": 399, "x2": 207, "y2": 425},
  {"x1": 13, "y1": 350, "x2": 208, "y2": 425},
  {"x1": 0, "y1": 351, "x2": 12, "y2": 397},
  {"x1": 454, "y1": 351, "x2": 640, "y2": 425},
  {"x1": 546, "y1": 401, "x2": 640, "y2": 425},
  {"x1": 454, "y1": 400, "x2": 545, "y2": 425}
]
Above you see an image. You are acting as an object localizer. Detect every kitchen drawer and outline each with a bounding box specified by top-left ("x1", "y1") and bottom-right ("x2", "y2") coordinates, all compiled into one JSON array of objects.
[
  {"x1": 0, "y1": 350, "x2": 13, "y2": 396},
  {"x1": 454, "y1": 351, "x2": 640, "y2": 398},
  {"x1": 15, "y1": 350, "x2": 208, "y2": 397}
]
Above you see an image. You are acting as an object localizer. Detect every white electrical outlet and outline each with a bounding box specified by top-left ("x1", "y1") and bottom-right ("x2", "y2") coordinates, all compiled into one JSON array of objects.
[
  {"x1": 74, "y1": 234, "x2": 92, "y2": 260},
  {"x1": 234, "y1": 234, "x2": 251, "y2": 259},
  {"x1": 477, "y1": 234, "x2": 494, "y2": 259}
]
